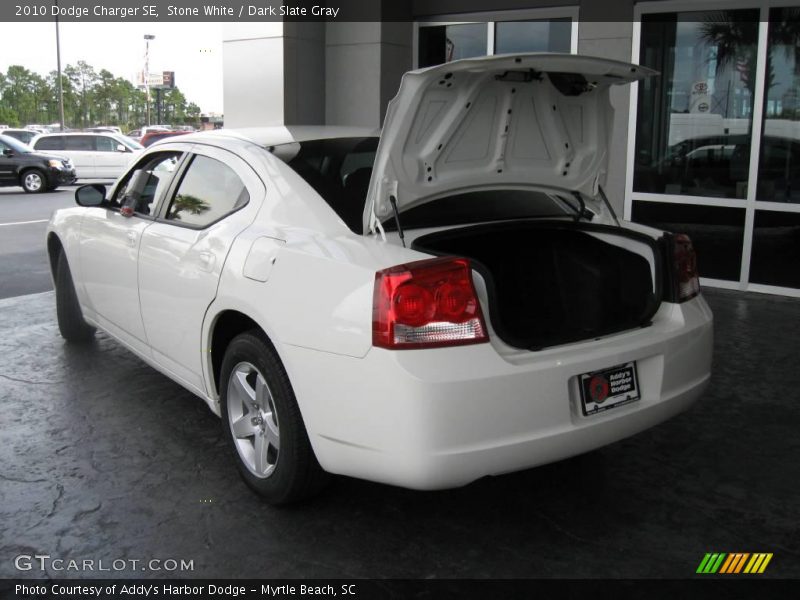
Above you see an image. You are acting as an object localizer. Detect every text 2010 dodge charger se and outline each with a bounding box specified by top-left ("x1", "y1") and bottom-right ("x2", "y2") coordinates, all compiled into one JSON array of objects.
[{"x1": 46, "y1": 54, "x2": 713, "y2": 504}]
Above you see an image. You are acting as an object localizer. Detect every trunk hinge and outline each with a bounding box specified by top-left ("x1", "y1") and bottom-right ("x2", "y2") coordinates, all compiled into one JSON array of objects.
[{"x1": 369, "y1": 179, "x2": 398, "y2": 242}]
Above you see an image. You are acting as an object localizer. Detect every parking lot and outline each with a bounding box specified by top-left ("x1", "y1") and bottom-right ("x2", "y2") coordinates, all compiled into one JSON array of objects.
[
  {"x1": 0, "y1": 180, "x2": 798, "y2": 579},
  {"x1": 0, "y1": 187, "x2": 78, "y2": 300}
]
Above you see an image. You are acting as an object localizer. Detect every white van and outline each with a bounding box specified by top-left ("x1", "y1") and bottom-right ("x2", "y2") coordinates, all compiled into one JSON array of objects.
[{"x1": 31, "y1": 132, "x2": 142, "y2": 179}]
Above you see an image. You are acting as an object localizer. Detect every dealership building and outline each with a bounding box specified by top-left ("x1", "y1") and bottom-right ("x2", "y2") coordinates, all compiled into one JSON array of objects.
[{"x1": 222, "y1": 0, "x2": 800, "y2": 297}]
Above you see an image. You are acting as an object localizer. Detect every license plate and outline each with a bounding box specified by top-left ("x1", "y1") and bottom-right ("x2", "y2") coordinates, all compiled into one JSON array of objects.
[{"x1": 579, "y1": 361, "x2": 640, "y2": 416}]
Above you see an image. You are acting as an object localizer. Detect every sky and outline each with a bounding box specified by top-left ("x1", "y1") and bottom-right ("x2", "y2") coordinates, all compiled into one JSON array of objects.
[{"x1": 0, "y1": 22, "x2": 224, "y2": 114}]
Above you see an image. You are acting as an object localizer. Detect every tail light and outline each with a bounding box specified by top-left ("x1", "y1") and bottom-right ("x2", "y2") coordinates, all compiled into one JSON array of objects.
[
  {"x1": 373, "y1": 257, "x2": 488, "y2": 349},
  {"x1": 671, "y1": 233, "x2": 700, "y2": 302}
]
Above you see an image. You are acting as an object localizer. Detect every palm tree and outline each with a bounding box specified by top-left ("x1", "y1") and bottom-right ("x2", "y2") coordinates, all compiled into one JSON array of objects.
[
  {"x1": 701, "y1": 8, "x2": 800, "y2": 101},
  {"x1": 169, "y1": 194, "x2": 210, "y2": 220}
]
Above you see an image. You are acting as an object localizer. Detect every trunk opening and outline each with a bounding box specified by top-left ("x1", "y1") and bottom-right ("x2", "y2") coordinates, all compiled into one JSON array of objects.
[{"x1": 411, "y1": 221, "x2": 662, "y2": 350}]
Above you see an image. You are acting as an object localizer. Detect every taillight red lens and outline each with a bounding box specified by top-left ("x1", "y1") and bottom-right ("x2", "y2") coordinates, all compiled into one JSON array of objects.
[
  {"x1": 672, "y1": 233, "x2": 700, "y2": 302},
  {"x1": 373, "y1": 257, "x2": 489, "y2": 349}
]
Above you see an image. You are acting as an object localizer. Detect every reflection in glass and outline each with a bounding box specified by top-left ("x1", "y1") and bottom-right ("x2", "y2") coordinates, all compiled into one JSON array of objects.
[
  {"x1": 757, "y1": 9, "x2": 800, "y2": 203},
  {"x1": 634, "y1": 11, "x2": 759, "y2": 198},
  {"x1": 418, "y1": 24, "x2": 487, "y2": 68},
  {"x1": 750, "y1": 210, "x2": 800, "y2": 288},
  {"x1": 494, "y1": 19, "x2": 571, "y2": 54},
  {"x1": 632, "y1": 201, "x2": 745, "y2": 281},
  {"x1": 166, "y1": 155, "x2": 248, "y2": 227}
]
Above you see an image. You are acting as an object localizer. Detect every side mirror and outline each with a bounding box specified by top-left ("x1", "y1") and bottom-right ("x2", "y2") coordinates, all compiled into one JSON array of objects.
[
  {"x1": 116, "y1": 144, "x2": 127, "y2": 153},
  {"x1": 75, "y1": 183, "x2": 106, "y2": 207},
  {"x1": 2, "y1": 148, "x2": 13, "y2": 156}
]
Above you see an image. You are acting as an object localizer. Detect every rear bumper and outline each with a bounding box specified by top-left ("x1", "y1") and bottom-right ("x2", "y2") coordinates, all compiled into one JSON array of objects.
[{"x1": 281, "y1": 295, "x2": 714, "y2": 490}]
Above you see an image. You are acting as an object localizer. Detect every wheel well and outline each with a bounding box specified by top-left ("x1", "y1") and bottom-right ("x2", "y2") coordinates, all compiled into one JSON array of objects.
[
  {"x1": 210, "y1": 310, "x2": 262, "y2": 393},
  {"x1": 20, "y1": 166, "x2": 44, "y2": 181},
  {"x1": 47, "y1": 233, "x2": 64, "y2": 279}
]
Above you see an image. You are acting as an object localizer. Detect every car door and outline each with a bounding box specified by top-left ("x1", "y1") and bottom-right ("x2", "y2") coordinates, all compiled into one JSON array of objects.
[
  {"x1": 138, "y1": 146, "x2": 264, "y2": 393},
  {"x1": 94, "y1": 134, "x2": 135, "y2": 178},
  {"x1": 78, "y1": 151, "x2": 184, "y2": 355},
  {"x1": 0, "y1": 138, "x2": 18, "y2": 185},
  {"x1": 64, "y1": 135, "x2": 96, "y2": 178}
]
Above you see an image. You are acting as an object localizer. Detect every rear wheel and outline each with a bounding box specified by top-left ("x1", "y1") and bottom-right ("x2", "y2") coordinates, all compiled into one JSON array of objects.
[
  {"x1": 219, "y1": 331, "x2": 328, "y2": 504},
  {"x1": 21, "y1": 169, "x2": 46, "y2": 194},
  {"x1": 55, "y1": 251, "x2": 96, "y2": 343}
]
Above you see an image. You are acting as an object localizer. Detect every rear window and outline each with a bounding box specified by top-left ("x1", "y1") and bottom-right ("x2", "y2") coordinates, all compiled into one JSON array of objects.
[
  {"x1": 384, "y1": 190, "x2": 573, "y2": 231},
  {"x1": 269, "y1": 137, "x2": 378, "y2": 234},
  {"x1": 269, "y1": 137, "x2": 577, "y2": 234}
]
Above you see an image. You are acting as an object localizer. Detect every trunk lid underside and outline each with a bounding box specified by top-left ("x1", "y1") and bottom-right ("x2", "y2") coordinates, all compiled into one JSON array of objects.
[{"x1": 364, "y1": 53, "x2": 656, "y2": 234}]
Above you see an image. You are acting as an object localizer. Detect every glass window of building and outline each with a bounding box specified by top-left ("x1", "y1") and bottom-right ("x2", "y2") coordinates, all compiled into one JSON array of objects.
[
  {"x1": 418, "y1": 24, "x2": 488, "y2": 68},
  {"x1": 418, "y1": 18, "x2": 574, "y2": 69},
  {"x1": 757, "y1": 7, "x2": 800, "y2": 204},
  {"x1": 494, "y1": 19, "x2": 571, "y2": 54},
  {"x1": 633, "y1": 11, "x2": 759, "y2": 199}
]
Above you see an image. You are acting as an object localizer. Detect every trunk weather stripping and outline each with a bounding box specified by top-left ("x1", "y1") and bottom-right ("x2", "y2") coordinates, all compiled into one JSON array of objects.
[{"x1": 389, "y1": 195, "x2": 406, "y2": 248}]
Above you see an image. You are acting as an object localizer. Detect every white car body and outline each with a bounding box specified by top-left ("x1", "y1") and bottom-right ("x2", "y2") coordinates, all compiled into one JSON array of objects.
[
  {"x1": 31, "y1": 132, "x2": 142, "y2": 179},
  {"x1": 46, "y1": 54, "x2": 713, "y2": 493}
]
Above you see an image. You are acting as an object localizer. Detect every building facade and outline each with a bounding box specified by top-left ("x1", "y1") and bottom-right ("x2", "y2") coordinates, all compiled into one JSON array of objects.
[{"x1": 223, "y1": 0, "x2": 800, "y2": 297}]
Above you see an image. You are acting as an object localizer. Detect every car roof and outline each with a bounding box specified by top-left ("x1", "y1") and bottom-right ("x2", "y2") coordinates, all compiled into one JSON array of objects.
[
  {"x1": 36, "y1": 131, "x2": 119, "y2": 137},
  {"x1": 176, "y1": 125, "x2": 379, "y2": 148}
]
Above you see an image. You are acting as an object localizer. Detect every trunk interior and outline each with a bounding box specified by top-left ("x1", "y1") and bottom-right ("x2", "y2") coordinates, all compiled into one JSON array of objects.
[{"x1": 412, "y1": 221, "x2": 661, "y2": 350}]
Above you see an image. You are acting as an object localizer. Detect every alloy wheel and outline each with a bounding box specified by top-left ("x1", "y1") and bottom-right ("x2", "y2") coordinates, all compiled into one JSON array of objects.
[{"x1": 226, "y1": 361, "x2": 280, "y2": 478}]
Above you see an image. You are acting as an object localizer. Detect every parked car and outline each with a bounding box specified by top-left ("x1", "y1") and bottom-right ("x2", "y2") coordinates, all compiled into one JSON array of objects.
[
  {"x1": 1, "y1": 128, "x2": 38, "y2": 145},
  {"x1": 140, "y1": 130, "x2": 191, "y2": 147},
  {"x1": 31, "y1": 132, "x2": 142, "y2": 179},
  {"x1": 0, "y1": 133, "x2": 75, "y2": 192},
  {"x1": 85, "y1": 126, "x2": 123, "y2": 134},
  {"x1": 46, "y1": 54, "x2": 713, "y2": 504}
]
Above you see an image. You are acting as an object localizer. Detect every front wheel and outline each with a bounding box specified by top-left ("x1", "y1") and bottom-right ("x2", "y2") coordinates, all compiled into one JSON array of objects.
[
  {"x1": 219, "y1": 331, "x2": 328, "y2": 504},
  {"x1": 21, "y1": 169, "x2": 47, "y2": 193}
]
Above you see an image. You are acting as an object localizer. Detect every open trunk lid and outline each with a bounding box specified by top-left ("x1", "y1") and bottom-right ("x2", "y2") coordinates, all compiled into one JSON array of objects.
[{"x1": 364, "y1": 53, "x2": 656, "y2": 234}]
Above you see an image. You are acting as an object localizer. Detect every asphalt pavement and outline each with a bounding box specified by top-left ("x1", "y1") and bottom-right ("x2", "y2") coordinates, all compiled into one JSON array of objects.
[
  {"x1": 0, "y1": 184, "x2": 116, "y2": 299},
  {"x1": 0, "y1": 187, "x2": 76, "y2": 299}
]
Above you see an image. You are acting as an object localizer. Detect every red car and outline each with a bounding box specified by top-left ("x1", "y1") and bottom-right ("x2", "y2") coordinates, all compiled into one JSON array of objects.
[{"x1": 140, "y1": 130, "x2": 191, "y2": 147}]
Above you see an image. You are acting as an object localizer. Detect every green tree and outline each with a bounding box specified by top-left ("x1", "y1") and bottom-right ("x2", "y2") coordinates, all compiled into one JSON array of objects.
[{"x1": 65, "y1": 61, "x2": 98, "y2": 127}]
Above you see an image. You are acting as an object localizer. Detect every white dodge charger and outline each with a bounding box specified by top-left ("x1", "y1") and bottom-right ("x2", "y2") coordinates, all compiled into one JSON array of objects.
[{"x1": 46, "y1": 54, "x2": 713, "y2": 504}]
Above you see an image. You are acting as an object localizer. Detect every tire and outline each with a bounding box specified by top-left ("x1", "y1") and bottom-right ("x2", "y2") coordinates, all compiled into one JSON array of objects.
[
  {"x1": 219, "y1": 330, "x2": 328, "y2": 504},
  {"x1": 55, "y1": 251, "x2": 96, "y2": 343},
  {"x1": 21, "y1": 169, "x2": 47, "y2": 194}
]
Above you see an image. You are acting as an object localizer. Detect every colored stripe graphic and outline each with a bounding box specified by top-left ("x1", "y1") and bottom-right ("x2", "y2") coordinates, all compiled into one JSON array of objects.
[
  {"x1": 698, "y1": 552, "x2": 773, "y2": 574},
  {"x1": 719, "y1": 554, "x2": 736, "y2": 573},
  {"x1": 759, "y1": 553, "x2": 773, "y2": 573},
  {"x1": 733, "y1": 553, "x2": 750, "y2": 573}
]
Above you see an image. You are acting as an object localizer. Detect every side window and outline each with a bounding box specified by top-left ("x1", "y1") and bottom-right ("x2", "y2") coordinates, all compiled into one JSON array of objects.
[
  {"x1": 35, "y1": 136, "x2": 64, "y2": 151},
  {"x1": 111, "y1": 152, "x2": 183, "y2": 215},
  {"x1": 95, "y1": 136, "x2": 117, "y2": 152},
  {"x1": 164, "y1": 155, "x2": 249, "y2": 228},
  {"x1": 0, "y1": 139, "x2": 9, "y2": 152},
  {"x1": 65, "y1": 136, "x2": 94, "y2": 151}
]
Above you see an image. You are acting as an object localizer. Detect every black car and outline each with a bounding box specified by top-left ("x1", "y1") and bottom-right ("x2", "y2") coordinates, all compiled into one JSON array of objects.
[
  {"x1": 1, "y1": 128, "x2": 37, "y2": 145},
  {"x1": 0, "y1": 134, "x2": 76, "y2": 193}
]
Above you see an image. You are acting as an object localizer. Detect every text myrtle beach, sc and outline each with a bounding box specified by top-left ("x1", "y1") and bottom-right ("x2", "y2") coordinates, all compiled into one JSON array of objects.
[{"x1": 31, "y1": 3, "x2": 342, "y2": 19}]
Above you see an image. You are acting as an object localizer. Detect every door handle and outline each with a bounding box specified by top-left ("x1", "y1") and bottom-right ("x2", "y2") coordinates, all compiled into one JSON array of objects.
[
  {"x1": 126, "y1": 231, "x2": 137, "y2": 247},
  {"x1": 199, "y1": 251, "x2": 215, "y2": 271}
]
